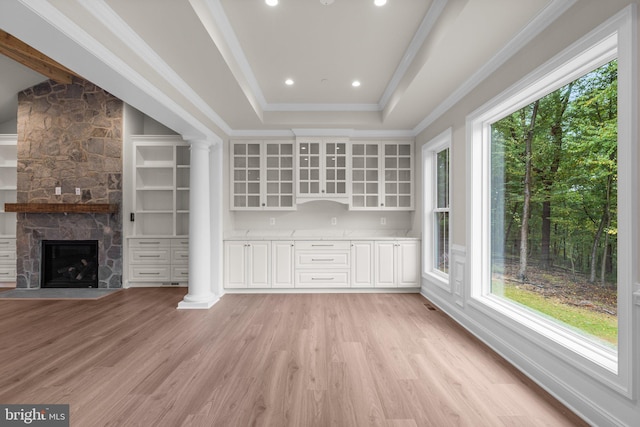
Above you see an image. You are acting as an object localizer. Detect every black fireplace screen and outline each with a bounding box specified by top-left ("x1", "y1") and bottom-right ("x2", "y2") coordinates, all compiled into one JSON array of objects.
[{"x1": 41, "y1": 240, "x2": 99, "y2": 288}]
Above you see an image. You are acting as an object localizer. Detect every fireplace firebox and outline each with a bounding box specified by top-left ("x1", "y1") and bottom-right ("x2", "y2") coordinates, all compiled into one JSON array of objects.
[{"x1": 41, "y1": 240, "x2": 99, "y2": 288}]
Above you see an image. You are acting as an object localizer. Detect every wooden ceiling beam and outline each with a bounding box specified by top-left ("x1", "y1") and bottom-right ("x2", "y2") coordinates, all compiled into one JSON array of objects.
[{"x1": 0, "y1": 29, "x2": 82, "y2": 85}]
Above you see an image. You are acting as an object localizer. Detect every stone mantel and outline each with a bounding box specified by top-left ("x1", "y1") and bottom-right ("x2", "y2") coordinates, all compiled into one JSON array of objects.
[{"x1": 5, "y1": 203, "x2": 118, "y2": 214}]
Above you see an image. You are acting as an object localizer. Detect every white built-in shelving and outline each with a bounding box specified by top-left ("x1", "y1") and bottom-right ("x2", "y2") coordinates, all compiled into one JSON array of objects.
[{"x1": 0, "y1": 135, "x2": 17, "y2": 282}]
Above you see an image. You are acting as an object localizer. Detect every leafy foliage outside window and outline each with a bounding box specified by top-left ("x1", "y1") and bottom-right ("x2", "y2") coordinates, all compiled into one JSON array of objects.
[
  {"x1": 490, "y1": 60, "x2": 618, "y2": 346},
  {"x1": 434, "y1": 148, "x2": 450, "y2": 274}
]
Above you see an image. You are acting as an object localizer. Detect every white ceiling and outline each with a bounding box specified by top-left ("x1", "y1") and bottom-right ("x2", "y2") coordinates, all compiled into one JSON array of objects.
[{"x1": 0, "y1": 0, "x2": 572, "y2": 137}]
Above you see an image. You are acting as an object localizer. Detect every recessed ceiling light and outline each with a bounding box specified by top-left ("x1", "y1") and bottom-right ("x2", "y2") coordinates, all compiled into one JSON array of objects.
[
  {"x1": 285, "y1": 78, "x2": 294, "y2": 86},
  {"x1": 320, "y1": 0, "x2": 335, "y2": 5},
  {"x1": 352, "y1": 80, "x2": 361, "y2": 88},
  {"x1": 374, "y1": 0, "x2": 387, "y2": 6},
  {"x1": 266, "y1": 0, "x2": 278, "y2": 6}
]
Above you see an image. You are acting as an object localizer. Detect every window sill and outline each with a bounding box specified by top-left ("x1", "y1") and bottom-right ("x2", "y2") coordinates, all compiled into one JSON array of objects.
[
  {"x1": 423, "y1": 270, "x2": 450, "y2": 293},
  {"x1": 470, "y1": 293, "x2": 618, "y2": 375}
]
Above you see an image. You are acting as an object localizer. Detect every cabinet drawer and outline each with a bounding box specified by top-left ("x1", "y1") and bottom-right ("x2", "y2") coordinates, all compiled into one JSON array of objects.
[
  {"x1": 171, "y1": 248, "x2": 189, "y2": 264},
  {"x1": 0, "y1": 267, "x2": 16, "y2": 281},
  {"x1": 296, "y1": 271, "x2": 350, "y2": 288},
  {"x1": 130, "y1": 265, "x2": 171, "y2": 281},
  {"x1": 129, "y1": 239, "x2": 171, "y2": 249},
  {"x1": 130, "y1": 248, "x2": 171, "y2": 263},
  {"x1": 0, "y1": 250, "x2": 16, "y2": 264},
  {"x1": 295, "y1": 241, "x2": 350, "y2": 251},
  {"x1": 171, "y1": 239, "x2": 189, "y2": 248},
  {"x1": 296, "y1": 252, "x2": 349, "y2": 268},
  {"x1": 0, "y1": 238, "x2": 15, "y2": 247},
  {"x1": 171, "y1": 266, "x2": 189, "y2": 282}
]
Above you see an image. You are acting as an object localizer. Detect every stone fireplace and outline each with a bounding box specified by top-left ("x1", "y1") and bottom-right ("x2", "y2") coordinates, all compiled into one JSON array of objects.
[{"x1": 15, "y1": 77, "x2": 123, "y2": 288}]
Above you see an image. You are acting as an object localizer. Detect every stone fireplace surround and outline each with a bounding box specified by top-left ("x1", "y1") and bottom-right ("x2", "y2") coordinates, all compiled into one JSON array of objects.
[{"x1": 15, "y1": 77, "x2": 123, "y2": 289}]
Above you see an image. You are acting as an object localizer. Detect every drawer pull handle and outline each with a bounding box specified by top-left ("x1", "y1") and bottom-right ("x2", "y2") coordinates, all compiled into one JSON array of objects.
[
  {"x1": 312, "y1": 258, "x2": 334, "y2": 262},
  {"x1": 0, "y1": 272, "x2": 9, "y2": 275},
  {"x1": 312, "y1": 277, "x2": 335, "y2": 281},
  {"x1": 139, "y1": 241, "x2": 161, "y2": 245},
  {"x1": 0, "y1": 242, "x2": 9, "y2": 245},
  {"x1": 140, "y1": 255, "x2": 161, "y2": 258},
  {"x1": 139, "y1": 272, "x2": 161, "y2": 276},
  {"x1": 311, "y1": 244, "x2": 334, "y2": 247},
  {"x1": 0, "y1": 255, "x2": 9, "y2": 258}
]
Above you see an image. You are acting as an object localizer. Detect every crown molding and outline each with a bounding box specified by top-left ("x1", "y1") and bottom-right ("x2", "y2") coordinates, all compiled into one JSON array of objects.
[
  {"x1": 79, "y1": 0, "x2": 233, "y2": 137},
  {"x1": 412, "y1": 0, "x2": 577, "y2": 136}
]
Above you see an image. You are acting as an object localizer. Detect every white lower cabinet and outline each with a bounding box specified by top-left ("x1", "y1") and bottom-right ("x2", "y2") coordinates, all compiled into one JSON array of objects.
[
  {"x1": 0, "y1": 238, "x2": 16, "y2": 282},
  {"x1": 224, "y1": 238, "x2": 419, "y2": 290},
  {"x1": 271, "y1": 241, "x2": 294, "y2": 288},
  {"x1": 375, "y1": 240, "x2": 420, "y2": 288},
  {"x1": 224, "y1": 241, "x2": 271, "y2": 288},
  {"x1": 128, "y1": 238, "x2": 188, "y2": 286},
  {"x1": 351, "y1": 241, "x2": 373, "y2": 287}
]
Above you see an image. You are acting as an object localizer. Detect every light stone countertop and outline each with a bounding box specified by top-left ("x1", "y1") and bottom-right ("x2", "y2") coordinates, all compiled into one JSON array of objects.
[{"x1": 224, "y1": 229, "x2": 420, "y2": 241}]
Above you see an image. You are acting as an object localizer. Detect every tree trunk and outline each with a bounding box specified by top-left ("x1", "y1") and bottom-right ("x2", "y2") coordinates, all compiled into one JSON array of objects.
[
  {"x1": 590, "y1": 174, "x2": 612, "y2": 284},
  {"x1": 539, "y1": 84, "x2": 573, "y2": 270},
  {"x1": 518, "y1": 100, "x2": 540, "y2": 282}
]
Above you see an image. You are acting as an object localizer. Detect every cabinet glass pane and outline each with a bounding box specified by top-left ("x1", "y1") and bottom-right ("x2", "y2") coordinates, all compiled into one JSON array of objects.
[{"x1": 298, "y1": 141, "x2": 321, "y2": 196}]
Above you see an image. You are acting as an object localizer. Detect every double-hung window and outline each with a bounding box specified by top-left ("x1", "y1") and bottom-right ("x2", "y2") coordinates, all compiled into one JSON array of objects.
[{"x1": 422, "y1": 129, "x2": 451, "y2": 290}]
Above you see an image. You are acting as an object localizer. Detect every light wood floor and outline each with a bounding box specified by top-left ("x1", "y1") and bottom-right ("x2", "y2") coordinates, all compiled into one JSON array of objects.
[{"x1": 0, "y1": 288, "x2": 587, "y2": 426}]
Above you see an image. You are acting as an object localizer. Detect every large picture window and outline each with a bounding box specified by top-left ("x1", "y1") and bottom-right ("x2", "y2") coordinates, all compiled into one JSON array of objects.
[
  {"x1": 467, "y1": 7, "x2": 635, "y2": 395},
  {"x1": 490, "y1": 60, "x2": 618, "y2": 348}
]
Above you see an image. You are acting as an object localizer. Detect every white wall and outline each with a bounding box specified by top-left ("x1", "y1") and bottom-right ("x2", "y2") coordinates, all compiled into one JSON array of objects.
[
  {"x1": 416, "y1": 1, "x2": 640, "y2": 426},
  {"x1": 0, "y1": 119, "x2": 16, "y2": 134}
]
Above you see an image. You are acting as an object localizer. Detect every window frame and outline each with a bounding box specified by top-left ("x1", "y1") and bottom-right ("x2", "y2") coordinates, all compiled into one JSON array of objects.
[
  {"x1": 422, "y1": 128, "x2": 452, "y2": 291},
  {"x1": 466, "y1": 6, "x2": 636, "y2": 397}
]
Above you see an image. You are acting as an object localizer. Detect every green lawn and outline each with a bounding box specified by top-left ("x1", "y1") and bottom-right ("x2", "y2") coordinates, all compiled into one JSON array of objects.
[{"x1": 501, "y1": 283, "x2": 618, "y2": 345}]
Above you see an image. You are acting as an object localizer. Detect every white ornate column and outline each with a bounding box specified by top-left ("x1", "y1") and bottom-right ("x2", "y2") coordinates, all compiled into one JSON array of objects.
[{"x1": 178, "y1": 139, "x2": 218, "y2": 309}]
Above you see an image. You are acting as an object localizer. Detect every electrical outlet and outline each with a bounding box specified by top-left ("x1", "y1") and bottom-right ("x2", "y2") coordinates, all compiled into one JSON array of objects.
[
  {"x1": 380, "y1": 217, "x2": 386, "y2": 225},
  {"x1": 75, "y1": 187, "x2": 81, "y2": 196},
  {"x1": 269, "y1": 218, "x2": 276, "y2": 226},
  {"x1": 55, "y1": 187, "x2": 61, "y2": 195},
  {"x1": 331, "y1": 217, "x2": 337, "y2": 226}
]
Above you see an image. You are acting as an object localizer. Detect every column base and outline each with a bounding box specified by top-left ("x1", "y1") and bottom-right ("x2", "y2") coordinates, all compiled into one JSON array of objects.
[{"x1": 177, "y1": 294, "x2": 218, "y2": 309}]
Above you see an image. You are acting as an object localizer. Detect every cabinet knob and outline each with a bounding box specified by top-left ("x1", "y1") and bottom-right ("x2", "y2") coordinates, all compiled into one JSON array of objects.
[
  {"x1": 381, "y1": 203, "x2": 384, "y2": 206},
  {"x1": 262, "y1": 203, "x2": 265, "y2": 207},
  {"x1": 321, "y1": 189, "x2": 325, "y2": 193}
]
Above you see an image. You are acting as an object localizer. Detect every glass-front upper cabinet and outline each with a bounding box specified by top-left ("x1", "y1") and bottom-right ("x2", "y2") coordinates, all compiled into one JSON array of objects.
[
  {"x1": 296, "y1": 137, "x2": 349, "y2": 204},
  {"x1": 230, "y1": 140, "x2": 295, "y2": 210},
  {"x1": 350, "y1": 140, "x2": 414, "y2": 211}
]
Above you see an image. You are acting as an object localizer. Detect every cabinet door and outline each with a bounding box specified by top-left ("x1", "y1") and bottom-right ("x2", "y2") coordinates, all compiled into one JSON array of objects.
[
  {"x1": 397, "y1": 241, "x2": 420, "y2": 287},
  {"x1": 374, "y1": 241, "x2": 397, "y2": 287},
  {"x1": 298, "y1": 140, "x2": 321, "y2": 197},
  {"x1": 265, "y1": 142, "x2": 295, "y2": 209},
  {"x1": 272, "y1": 241, "x2": 294, "y2": 288},
  {"x1": 224, "y1": 242, "x2": 248, "y2": 288},
  {"x1": 324, "y1": 141, "x2": 347, "y2": 196},
  {"x1": 351, "y1": 143, "x2": 380, "y2": 209},
  {"x1": 383, "y1": 142, "x2": 413, "y2": 210},
  {"x1": 248, "y1": 241, "x2": 270, "y2": 288},
  {"x1": 232, "y1": 142, "x2": 262, "y2": 209},
  {"x1": 351, "y1": 241, "x2": 373, "y2": 287}
]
